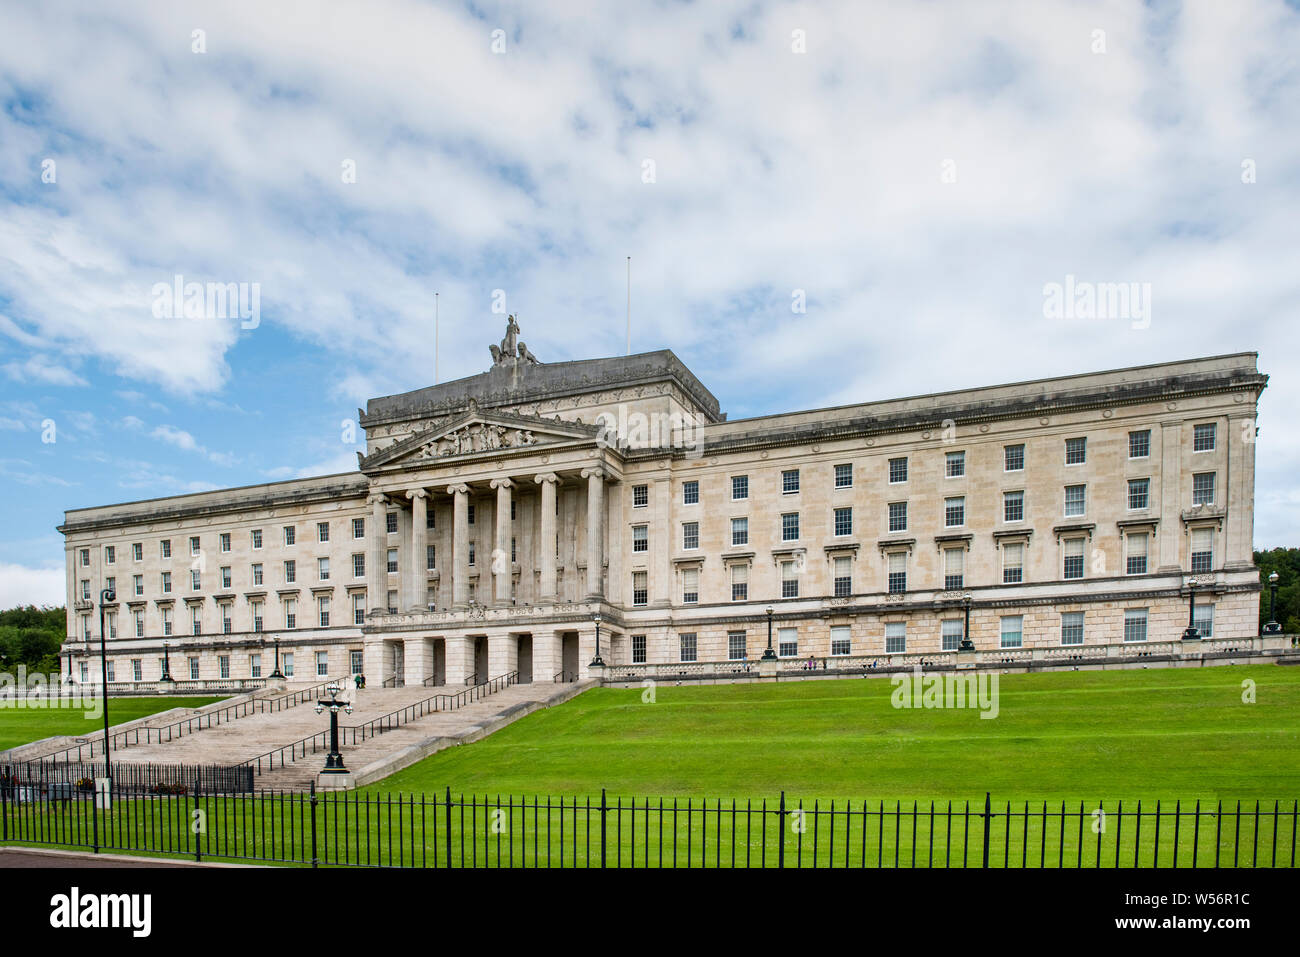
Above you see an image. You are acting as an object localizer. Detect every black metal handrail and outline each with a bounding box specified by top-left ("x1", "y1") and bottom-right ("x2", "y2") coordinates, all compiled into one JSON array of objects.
[
  {"x1": 240, "y1": 672, "x2": 519, "y2": 775},
  {"x1": 554, "y1": 670, "x2": 578, "y2": 683}
]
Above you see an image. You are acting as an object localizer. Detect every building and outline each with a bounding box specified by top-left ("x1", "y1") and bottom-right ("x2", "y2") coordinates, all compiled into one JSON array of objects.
[{"x1": 58, "y1": 319, "x2": 1268, "y2": 688}]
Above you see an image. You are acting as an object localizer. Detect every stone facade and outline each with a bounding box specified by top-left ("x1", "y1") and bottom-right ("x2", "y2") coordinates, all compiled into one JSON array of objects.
[{"x1": 58, "y1": 325, "x2": 1268, "y2": 688}]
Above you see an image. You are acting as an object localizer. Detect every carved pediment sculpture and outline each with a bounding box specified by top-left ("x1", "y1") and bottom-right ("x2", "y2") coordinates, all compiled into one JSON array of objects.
[{"x1": 416, "y1": 422, "x2": 539, "y2": 458}]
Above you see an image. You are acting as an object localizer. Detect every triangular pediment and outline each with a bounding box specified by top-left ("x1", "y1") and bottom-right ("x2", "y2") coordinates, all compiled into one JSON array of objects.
[{"x1": 360, "y1": 408, "x2": 599, "y2": 470}]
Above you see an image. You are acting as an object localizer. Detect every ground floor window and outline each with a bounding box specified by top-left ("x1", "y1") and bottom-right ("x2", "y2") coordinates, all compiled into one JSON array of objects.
[
  {"x1": 316, "y1": 651, "x2": 329, "y2": 676},
  {"x1": 1124, "y1": 608, "x2": 1148, "y2": 642},
  {"x1": 885, "y1": 622, "x2": 905, "y2": 654},
  {"x1": 218, "y1": 655, "x2": 229, "y2": 679},
  {"x1": 1060, "y1": 611, "x2": 1084, "y2": 646},
  {"x1": 1193, "y1": 604, "x2": 1214, "y2": 638},
  {"x1": 999, "y1": 615, "x2": 1023, "y2": 649},
  {"x1": 189, "y1": 658, "x2": 199, "y2": 680},
  {"x1": 105, "y1": 661, "x2": 115, "y2": 682},
  {"x1": 132, "y1": 659, "x2": 143, "y2": 681},
  {"x1": 350, "y1": 650, "x2": 364, "y2": 674},
  {"x1": 250, "y1": 654, "x2": 262, "y2": 678},
  {"x1": 728, "y1": 631, "x2": 747, "y2": 660},
  {"x1": 778, "y1": 627, "x2": 798, "y2": 658},
  {"x1": 631, "y1": 635, "x2": 646, "y2": 664},
  {"x1": 679, "y1": 633, "x2": 697, "y2": 662},
  {"x1": 283, "y1": 652, "x2": 294, "y2": 677},
  {"x1": 831, "y1": 624, "x2": 852, "y2": 656},
  {"x1": 941, "y1": 619, "x2": 963, "y2": 651}
]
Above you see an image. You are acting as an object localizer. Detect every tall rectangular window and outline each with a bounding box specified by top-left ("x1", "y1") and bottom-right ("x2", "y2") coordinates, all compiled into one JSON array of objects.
[
  {"x1": 833, "y1": 507, "x2": 852, "y2": 537},
  {"x1": 1064, "y1": 484, "x2": 1086, "y2": 517},
  {"x1": 353, "y1": 554, "x2": 365, "y2": 577},
  {"x1": 888, "y1": 457, "x2": 908, "y2": 483},
  {"x1": 728, "y1": 632, "x2": 747, "y2": 660},
  {"x1": 285, "y1": 598, "x2": 297, "y2": 629},
  {"x1": 318, "y1": 596, "x2": 330, "y2": 627},
  {"x1": 1190, "y1": 527, "x2": 1214, "y2": 573},
  {"x1": 945, "y1": 451, "x2": 965, "y2": 477},
  {"x1": 943, "y1": 547, "x2": 964, "y2": 590},
  {"x1": 632, "y1": 484, "x2": 648, "y2": 508},
  {"x1": 1193, "y1": 604, "x2": 1214, "y2": 638},
  {"x1": 730, "y1": 563, "x2": 748, "y2": 601},
  {"x1": 1063, "y1": 538, "x2": 1084, "y2": 579},
  {"x1": 1193, "y1": 423, "x2": 1217, "y2": 452},
  {"x1": 160, "y1": 540, "x2": 171, "y2": 559},
  {"x1": 830, "y1": 625, "x2": 851, "y2": 656},
  {"x1": 386, "y1": 549, "x2": 398, "y2": 573},
  {"x1": 1128, "y1": 478, "x2": 1150, "y2": 510},
  {"x1": 318, "y1": 521, "x2": 330, "y2": 543},
  {"x1": 284, "y1": 560, "x2": 296, "y2": 583},
  {"x1": 682, "y1": 522, "x2": 699, "y2": 550},
  {"x1": 251, "y1": 529, "x2": 263, "y2": 549},
  {"x1": 1061, "y1": 611, "x2": 1084, "y2": 646},
  {"x1": 732, "y1": 475, "x2": 748, "y2": 500},
  {"x1": 284, "y1": 525, "x2": 296, "y2": 546},
  {"x1": 1126, "y1": 532, "x2": 1148, "y2": 575},
  {"x1": 631, "y1": 635, "x2": 647, "y2": 664},
  {"x1": 192, "y1": 606, "x2": 201, "y2": 635},
  {"x1": 131, "y1": 543, "x2": 142, "y2": 561},
  {"x1": 944, "y1": 496, "x2": 965, "y2": 528},
  {"x1": 632, "y1": 571, "x2": 648, "y2": 606},
  {"x1": 190, "y1": 536, "x2": 201, "y2": 556},
  {"x1": 679, "y1": 633, "x2": 697, "y2": 663},
  {"x1": 353, "y1": 517, "x2": 365, "y2": 539},
  {"x1": 220, "y1": 533, "x2": 231, "y2": 553},
  {"x1": 833, "y1": 556, "x2": 851, "y2": 597},
  {"x1": 1129, "y1": 430, "x2": 1150, "y2": 458},
  {"x1": 778, "y1": 627, "x2": 798, "y2": 658},
  {"x1": 885, "y1": 622, "x2": 906, "y2": 654},
  {"x1": 999, "y1": 615, "x2": 1023, "y2": 649},
  {"x1": 318, "y1": 557, "x2": 330, "y2": 581},
  {"x1": 681, "y1": 567, "x2": 699, "y2": 604},
  {"x1": 781, "y1": 561, "x2": 798, "y2": 598},
  {"x1": 781, "y1": 513, "x2": 800, "y2": 541},
  {"x1": 834, "y1": 463, "x2": 853, "y2": 488},
  {"x1": 1124, "y1": 608, "x2": 1148, "y2": 642},
  {"x1": 1002, "y1": 542, "x2": 1024, "y2": 584},
  {"x1": 1192, "y1": 472, "x2": 1216, "y2": 506},
  {"x1": 251, "y1": 600, "x2": 263, "y2": 633},
  {"x1": 105, "y1": 545, "x2": 115, "y2": 564},
  {"x1": 218, "y1": 656, "x2": 230, "y2": 680},
  {"x1": 426, "y1": 544, "x2": 436, "y2": 570},
  {"x1": 683, "y1": 480, "x2": 699, "y2": 505},
  {"x1": 220, "y1": 566, "x2": 232, "y2": 589},
  {"x1": 731, "y1": 517, "x2": 748, "y2": 546},
  {"x1": 1004, "y1": 444, "x2": 1025, "y2": 471},
  {"x1": 221, "y1": 603, "x2": 232, "y2": 634},
  {"x1": 941, "y1": 619, "x2": 964, "y2": 651},
  {"x1": 353, "y1": 593, "x2": 366, "y2": 624},
  {"x1": 888, "y1": 502, "x2": 908, "y2": 532},
  {"x1": 887, "y1": 552, "x2": 907, "y2": 593},
  {"x1": 632, "y1": 525, "x2": 648, "y2": 552},
  {"x1": 316, "y1": 651, "x2": 329, "y2": 676},
  {"x1": 781, "y1": 469, "x2": 800, "y2": 494},
  {"x1": 1065, "y1": 437, "x2": 1087, "y2": 465},
  {"x1": 1003, "y1": 490, "x2": 1024, "y2": 522}
]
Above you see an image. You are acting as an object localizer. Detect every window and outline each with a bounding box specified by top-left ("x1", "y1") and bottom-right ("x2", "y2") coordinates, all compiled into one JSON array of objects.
[
  {"x1": 887, "y1": 552, "x2": 907, "y2": 593},
  {"x1": 830, "y1": 624, "x2": 852, "y2": 656},
  {"x1": 1129, "y1": 430, "x2": 1151, "y2": 458},
  {"x1": 944, "y1": 497, "x2": 965, "y2": 528},
  {"x1": 834, "y1": 464, "x2": 853, "y2": 488},
  {"x1": 1193, "y1": 605, "x2": 1214, "y2": 638},
  {"x1": 134, "y1": 611, "x2": 144, "y2": 638},
  {"x1": 221, "y1": 603, "x2": 232, "y2": 634},
  {"x1": 682, "y1": 522, "x2": 699, "y2": 550},
  {"x1": 189, "y1": 658, "x2": 199, "y2": 680},
  {"x1": 283, "y1": 526, "x2": 296, "y2": 546},
  {"x1": 132, "y1": 659, "x2": 143, "y2": 682},
  {"x1": 886, "y1": 622, "x2": 907, "y2": 654},
  {"x1": 1004, "y1": 444, "x2": 1025, "y2": 472},
  {"x1": 251, "y1": 528, "x2": 262, "y2": 549},
  {"x1": 1192, "y1": 472, "x2": 1216, "y2": 506},
  {"x1": 632, "y1": 484, "x2": 648, "y2": 508},
  {"x1": 386, "y1": 549, "x2": 398, "y2": 573},
  {"x1": 106, "y1": 611, "x2": 116, "y2": 639},
  {"x1": 191, "y1": 606, "x2": 201, "y2": 635},
  {"x1": 1065, "y1": 437, "x2": 1087, "y2": 465},
  {"x1": 426, "y1": 545, "x2": 436, "y2": 570},
  {"x1": 683, "y1": 480, "x2": 699, "y2": 505},
  {"x1": 781, "y1": 513, "x2": 800, "y2": 541},
  {"x1": 731, "y1": 517, "x2": 748, "y2": 546},
  {"x1": 133, "y1": 574, "x2": 143, "y2": 596},
  {"x1": 943, "y1": 547, "x2": 964, "y2": 590},
  {"x1": 1126, "y1": 532, "x2": 1148, "y2": 575},
  {"x1": 283, "y1": 653, "x2": 294, "y2": 677},
  {"x1": 284, "y1": 597, "x2": 297, "y2": 630},
  {"x1": 781, "y1": 561, "x2": 798, "y2": 598},
  {"x1": 941, "y1": 619, "x2": 964, "y2": 652},
  {"x1": 220, "y1": 533, "x2": 231, "y2": 553},
  {"x1": 250, "y1": 654, "x2": 262, "y2": 679},
  {"x1": 1004, "y1": 490, "x2": 1024, "y2": 523},
  {"x1": 1064, "y1": 484, "x2": 1086, "y2": 517},
  {"x1": 833, "y1": 556, "x2": 851, "y2": 597},
  {"x1": 945, "y1": 451, "x2": 965, "y2": 477},
  {"x1": 1061, "y1": 612, "x2": 1084, "y2": 646},
  {"x1": 888, "y1": 502, "x2": 907, "y2": 533},
  {"x1": 999, "y1": 615, "x2": 1023, "y2": 649},
  {"x1": 316, "y1": 651, "x2": 329, "y2": 677},
  {"x1": 132, "y1": 543, "x2": 142, "y2": 561},
  {"x1": 728, "y1": 632, "x2": 747, "y2": 661},
  {"x1": 731, "y1": 563, "x2": 748, "y2": 601},
  {"x1": 1193, "y1": 423, "x2": 1216, "y2": 452},
  {"x1": 105, "y1": 545, "x2": 115, "y2": 564},
  {"x1": 190, "y1": 536, "x2": 201, "y2": 556},
  {"x1": 889, "y1": 457, "x2": 908, "y2": 483},
  {"x1": 251, "y1": 600, "x2": 263, "y2": 632},
  {"x1": 386, "y1": 512, "x2": 398, "y2": 534},
  {"x1": 318, "y1": 596, "x2": 330, "y2": 627},
  {"x1": 632, "y1": 571, "x2": 648, "y2": 606},
  {"x1": 1190, "y1": 527, "x2": 1214, "y2": 573},
  {"x1": 318, "y1": 557, "x2": 330, "y2": 581},
  {"x1": 318, "y1": 521, "x2": 330, "y2": 543},
  {"x1": 220, "y1": 566, "x2": 232, "y2": 589},
  {"x1": 387, "y1": 590, "x2": 397, "y2": 613},
  {"x1": 80, "y1": 548, "x2": 89, "y2": 567},
  {"x1": 468, "y1": 543, "x2": 476, "y2": 566},
  {"x1": 218, "y1": 656, "x2": 230, "y2": 679},
  {"x1": 79, "y1": 579, "x2": 90, "y2": 601},
  {"x1": 679, "y1": 633, "x2": 698, "y2": 663},
  {"x1": 778, "y1": 627, "x2": 798, "y2": 658},
  {"x1": 160, "y1": 540, "x2": 171, "y2": 559},
  {"x1": 353, "y1": 554, "x2": 365, "y2": 578},
  {"x1": 834, "y1": 507, "x2": 853, "y2": 537},
  {"x1": 1128, "y1": 478, "x2": 1150, "y2": 510},
  {"x1": 632, "y1": 525, "x2": 648, "y2": 552},
  {"x1": 161, "y1": 571, "x2": 171, "y2": 594},
  {"x1": 632, "y1": 635, "x2": 647, "y2": 664},
  {"x1": 781, "y1": 470, "x2": 800, "y2": 494},
  {"x1": 1062, "y1": 538, "x2": 1084, "y2": 579},
  {"x1": 681, "y1": 567, "x2": 699, "y2": 604},
  {"x1": 284, "y1": 560, "x2": 296, "y2": 584},
  {"x1": 1124, "y1": 608, "x2": 1148, "y2": 642},
  {"x1": 732, "y1": 475, "x2": 748, "y2": 500},
  {"x1": 105, "y1": 660, "x2": 114, "y2": 682},
  {"x1": 467, "y1": 505, "x2": 475, "y2": 525},
  {"x1": 1003, "y1": 543, "x2": 1024, "y2": 584},
  {"x1": 352, "y1": 518, "x2": 365, "y2": 539}
]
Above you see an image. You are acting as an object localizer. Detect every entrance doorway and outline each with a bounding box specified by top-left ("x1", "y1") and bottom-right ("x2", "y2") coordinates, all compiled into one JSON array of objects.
[
  {"x1": 473, "y1": 636, "x2": 488, "y2": 685},
  {"x1": 431, "y1": 638, "x2": 446, "y2": 687},
  {"x1": 561, "y1": 633, "x2": 579, "y2": 681},
  {"x1": 390, "y1": 642, "x2": 405, "y2": 688},
  {"x1": 516, "y1": 634, "x2": 533, "y2": 683}
]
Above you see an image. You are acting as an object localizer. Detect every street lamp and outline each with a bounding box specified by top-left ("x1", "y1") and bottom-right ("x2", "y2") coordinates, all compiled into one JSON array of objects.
[
  {"x1": 97, "y1": 587, "x2": 115, "y2": 782},
  {"x1": 1262, "y1": 571, "x2": 1282, "y2": 635},
  {"x1": 589, "y1": 612, "x2": 605, "y2": 667},
  {"x1": 1182, "y1": 578, "x2": 1201, "y2": 640},
  {"x1": 761, "y1": 606, "x2": 777, "y2": 660},
  {"x1": 958, "y1": 594, "x2": 975, "y2": 651},
  {"x1": 160, "y1": 640, "x2": 174, "y2": 683},
  {"x1": 268, "y1": 634, "x2": 285, "y2": 679},
  {"x1": 315, "y1": 683, "x2": 353, "y2": 773}
]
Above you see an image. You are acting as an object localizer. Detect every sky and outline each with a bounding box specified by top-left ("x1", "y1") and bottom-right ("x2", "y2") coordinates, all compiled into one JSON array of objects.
[{"x1": 1, "y1": 0, "x2": 1298, "y2": 607}]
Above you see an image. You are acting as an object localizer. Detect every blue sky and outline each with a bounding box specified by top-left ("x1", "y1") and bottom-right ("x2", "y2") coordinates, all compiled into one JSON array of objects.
[{"x1": 1, "y1": 0, "x2": 1298, "y2": 605}]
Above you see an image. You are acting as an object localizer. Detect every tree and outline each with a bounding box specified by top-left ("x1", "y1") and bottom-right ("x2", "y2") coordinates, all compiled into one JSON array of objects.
[
  {"x1": 0, "y1": 605, "x2": 66, "y2": 675},
  {"x1": 1253, "y1": 548, "x2": 1300, "y2": 634}
]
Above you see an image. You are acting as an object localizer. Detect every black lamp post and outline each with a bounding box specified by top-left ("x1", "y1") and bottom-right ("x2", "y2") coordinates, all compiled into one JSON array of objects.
[
  {"x1": 958, "y1": 594, "x2": 975, "y2": 651},
  {"x1": 761, "y1": 606, "x2": 777, "y2": 660},
  {"x1": 1182, "y1": 578, "x2": 1201, "y2": 640},
  {"x1": 1262, "y1": 571, "x2": 1281, "y2": 635},
  {"x1": 589, "y1": 612, "x2": 605, "y2": 667},
  {"x1": 315, "y1": 683, "x2": 353, "y2": 773},
  {"x1": 160, "y1": 640, "x2": 174, "y2": 683},
  {"x1": 268, "y1": 634, "x2": 285, "y2": 679},
  {"x1": 97, "y1": 587, "x2": 115, "y2": 781}
]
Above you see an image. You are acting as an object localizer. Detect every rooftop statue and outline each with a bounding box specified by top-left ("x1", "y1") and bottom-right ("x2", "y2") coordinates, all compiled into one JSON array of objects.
[{"x1": 489, "y1": 314, "x2": 540, "y2": 368}]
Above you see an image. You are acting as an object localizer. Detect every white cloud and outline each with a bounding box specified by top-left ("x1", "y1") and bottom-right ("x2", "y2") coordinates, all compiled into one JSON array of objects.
[
  {"x1": 0, "y1": 562, "x2": 65, "y2": 608},
  {"x1": 2, "y1": 354, "x2": 88, "y2": 387}
]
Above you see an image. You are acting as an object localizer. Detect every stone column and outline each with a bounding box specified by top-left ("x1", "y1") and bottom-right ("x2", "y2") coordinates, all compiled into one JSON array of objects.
[
  {"x1": 1157, "y1": 421, "x2": 1183, "y2": 572},
  {"x1": 366, "y1": 492, "x2": 387, "y2": 614},
  {"x1": 445, "y1": 635, "x2": 474, "y2": 685},
  {"x1": 403, "y1": 636, "x2": 431, "y2": 686},
  {"x1": 1224, "y1": 411, "x2": 1256, "y2": 570},
  {"x1": 581, "y1": 466, "x2": 606, "y2": 600},
  {"x1": 535, "y1": 473, "x2": 558, "y2": 603},
  {"x1": 407, "y1": 488, "x2": 428, "y2": 611},
  {"x1": 448, "y1": 483, "x2": 470, "y2": 609},
  {"x1": 488, "y1": 631, "x2": 518, "y2": 678},
  {"x1": 491, "y1": 478, "x2": 513, "y2": 606}
]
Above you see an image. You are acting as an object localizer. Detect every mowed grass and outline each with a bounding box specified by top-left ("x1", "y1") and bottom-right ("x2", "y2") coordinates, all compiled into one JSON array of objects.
[
  {"x1": 0, "y1": 697, "x2": 225, "y2": 751},
  {"x1": 371, "y1": 665, "x2": 1300, "y2": 803}
]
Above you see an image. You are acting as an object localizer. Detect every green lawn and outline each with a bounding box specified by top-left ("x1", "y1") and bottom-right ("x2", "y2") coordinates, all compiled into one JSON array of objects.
[
  {"x1": 370, "y1": 664, "x2": 1300, "y2": 804},
  {"x1": 0, "y1": 697, "x2": 225, "y2": 751}
]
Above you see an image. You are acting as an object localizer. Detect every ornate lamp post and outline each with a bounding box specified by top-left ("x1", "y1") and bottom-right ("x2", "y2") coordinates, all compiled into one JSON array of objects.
[
  {"x1": 160, "y1": 640, "x2": 174, "y2": 682},
  {"x1": 1182, "y1": 578, "x2": 1201, "y2": 640},
  {"x1": 97, "y1": 587, "x2": 115, "y2": 781},
  {"x1": 1262, "y1": 571, "x2": 1282, "y2": 635},
  {"x1": 315, "y1": 683, "x2": 353, "y2": 773},
  {"x1": 761, "y1": 606, "x2": 777, "y2": 660},
  {"x1": 958, "y1": 594, "x2": 975, "y2": 651},
  {"x1": 268, "y1": 634, "x2": 285, "y2": 679},
  {"x1": 589, "y1": 611, "x2": 605, "y2": 667}
]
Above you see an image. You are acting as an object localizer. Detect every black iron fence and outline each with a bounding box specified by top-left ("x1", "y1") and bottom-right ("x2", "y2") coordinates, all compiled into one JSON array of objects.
[
  {"x1": 1, "y1": 785, "x2": 1295, "y2": 868},
  {"x1": 2, "y1": 761, "x2": 254, "y2": 797}
]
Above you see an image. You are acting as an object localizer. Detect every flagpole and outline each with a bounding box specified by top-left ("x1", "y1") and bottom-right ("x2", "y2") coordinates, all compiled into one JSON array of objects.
[
  {"x1": 435, "y1": 292, "x2": 439, "y2": 384},
  {"x1": 626, "y1": 256, "x2": 631, "y2": 355}
]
